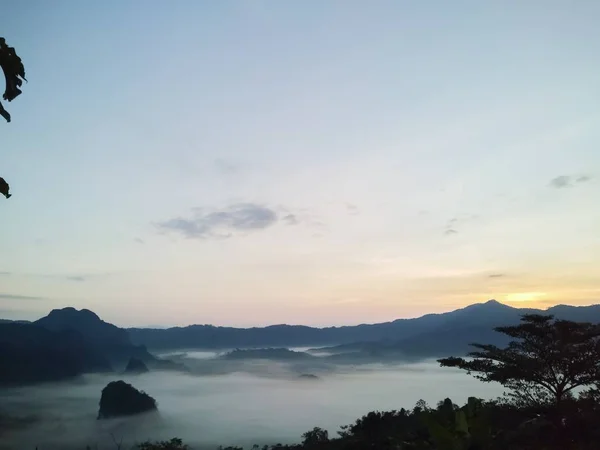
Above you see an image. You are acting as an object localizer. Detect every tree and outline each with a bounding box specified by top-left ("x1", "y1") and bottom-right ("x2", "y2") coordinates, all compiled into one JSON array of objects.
[
  {"x1": 0, "y1": 37, "x2": 26, "y2": 123},
  {"x1": 1, "y1": 37, "x2": 27, "y2": 200},
  {"x1": 0, "y1": 176, "x2": 10, "y2": 199},
  {"x1": 438, "y1": 314, "x2": 600, "y2": 408},
  {"x1": 136, "y1": 438, "x2": 189, "y2": 450},
  {"x1": 301, "y1": 427, "x2": 329, "y2": 447}
]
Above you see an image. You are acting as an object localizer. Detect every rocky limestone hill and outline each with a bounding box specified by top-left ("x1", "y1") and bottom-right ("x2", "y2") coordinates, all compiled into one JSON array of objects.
[
  {"x1": 97, "y1": 380, "x2": 157, "y2": 419},
  {"x1": 35, "y1": 307, "x2": 154, "y2": 367}
]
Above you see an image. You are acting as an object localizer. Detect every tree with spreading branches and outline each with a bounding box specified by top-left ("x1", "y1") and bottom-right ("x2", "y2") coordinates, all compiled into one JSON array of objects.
[
  {"x1": 439, "y1": 314, "x2": 600, "y2": 409},
  {"x1": 0, "y1": 36, "x2": 27, "y2": 199}
]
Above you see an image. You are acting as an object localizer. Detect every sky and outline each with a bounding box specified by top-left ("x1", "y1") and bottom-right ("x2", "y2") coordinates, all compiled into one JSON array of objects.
[{"x1": 1, "y1": 0, "x2": 600, "y2": 327}]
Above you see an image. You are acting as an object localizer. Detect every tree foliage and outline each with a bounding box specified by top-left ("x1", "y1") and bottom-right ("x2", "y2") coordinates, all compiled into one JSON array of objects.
[
  {"x1": 0, "y1": 37, "x2": 26, "y2": 200},
  {"x1": 135, "y1": 438, "x2": 189, "y2": 450},
  {"x1": 301, "y1": 427, "x2": 329, "y2": 447},
  {"x1": 0, "y1": 176, "x2": 10, "y2": 199},
  {"x1": 438, "y1": 314, "x2": 600, "y2": 408},
  {"x1": 0, "y1": 37, "x2": 26, "y2": 124}
]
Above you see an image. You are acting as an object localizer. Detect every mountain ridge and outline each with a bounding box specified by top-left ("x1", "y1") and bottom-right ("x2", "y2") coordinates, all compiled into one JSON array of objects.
[
  {"x1": 127, "y1": 300, "x2": 600, "y2": 350},
  {"x1": 35, "y1": 307, "x2": 154, "y2": 367}
]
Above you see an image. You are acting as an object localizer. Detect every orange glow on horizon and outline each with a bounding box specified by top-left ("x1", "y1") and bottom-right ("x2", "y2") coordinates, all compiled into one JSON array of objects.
[{"x1": 504, "y1": 292, "x2": 548, "y2": 303}]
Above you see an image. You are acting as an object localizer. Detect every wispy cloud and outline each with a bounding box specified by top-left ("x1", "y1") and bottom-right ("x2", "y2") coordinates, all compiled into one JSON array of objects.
[
  {"x1": 4, "y1": 272, "x2": 112, "y2": 283},
  {"x1": 0, "y1": 271, "x2": 10, "y2": 276},
  {"x1": 157, "y1": 202, "x2": 328, "y2": 240},
  {"x1": 281, "y1": 214, "x2": 300, "y2": 226},
  {"x1": 549, "y1": 174, "x2": 592, "y2": 189},
  {"x1": 488, "y1": 273, "x2": 505, "y2": 278},
  {"x1": 134, "y1": 238, "x2": 145, "y2": 244},
  {"x1": 276, "y1": 206, "x2": 327, "y2": 231},
  {"x1": 0, "y1": 293, "x2": 45, "y2": 300},
  {"x1": 65, "y1": 276, "x2": 86, "y2": 282},
  {"x1": 443, "y1": 214, "x2": 479, "y2": 236},
  {"x1": 157, "y1": 203, "x2": 279, "y2": 239}
]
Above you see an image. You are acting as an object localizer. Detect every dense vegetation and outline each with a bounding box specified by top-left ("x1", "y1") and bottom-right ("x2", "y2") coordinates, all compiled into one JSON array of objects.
[{"x1": 133, "y1": 314, "x2": 600, "y2": 450}]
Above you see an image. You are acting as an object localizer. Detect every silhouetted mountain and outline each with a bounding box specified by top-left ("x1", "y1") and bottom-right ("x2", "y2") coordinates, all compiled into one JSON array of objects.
[
  {"x1": 35, "y1": 307, "x2": 155, "y2": 368},
  {"x1": 220, "y1": 348, "x2": 316, "y2": 361},
  {"x1": 97, "y1": 380, "x2": 157, "y2": 419},
  {"x1": 128, "y1": 301, "x2": 600, "y2": 357},
  {"x1": 0, "y1": 319, "x2": 30, "y2": 324},
  {"x1": 0, "y1": 323, "x2": 112, "y2": 386},
  {"x1": 316, "y1": 301, "x2": 600, "y2": 360},
  {"x1": 124, "y1": 357, "x2": 149, "y2": 374},
  {"x1": 0, "y1": 308, "x2": 187, "y2": 386},
  {"x1": 315, "y1": 325, "x2": 513, "y2": 363},
  {"x1": 36, "y1": 308, "x2": 130, "y2": 346}
]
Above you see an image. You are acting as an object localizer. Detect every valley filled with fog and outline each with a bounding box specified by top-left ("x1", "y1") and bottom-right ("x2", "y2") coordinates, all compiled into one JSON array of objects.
[{"x1": 1, "y1": 350, "x2": 504, "y2": 450}]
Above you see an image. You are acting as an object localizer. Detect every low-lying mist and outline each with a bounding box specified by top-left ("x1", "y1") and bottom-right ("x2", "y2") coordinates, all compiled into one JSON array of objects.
[{"x1": 0, "y1": 352, "x2": 504, "y2": 450}]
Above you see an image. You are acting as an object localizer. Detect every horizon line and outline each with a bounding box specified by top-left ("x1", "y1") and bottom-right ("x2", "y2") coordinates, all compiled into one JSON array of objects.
[{"x1": 5, "y1": 299, "x2": 598, "y2": 330}]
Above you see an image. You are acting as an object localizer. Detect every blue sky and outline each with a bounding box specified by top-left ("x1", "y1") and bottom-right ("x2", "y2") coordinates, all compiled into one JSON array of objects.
[{"x1": 1, "y1": 0, "x2": 600, "y2": 327}]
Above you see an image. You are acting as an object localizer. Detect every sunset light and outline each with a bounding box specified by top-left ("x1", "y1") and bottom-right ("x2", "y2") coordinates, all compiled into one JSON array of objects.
[{"x1": 505, "y1": 292, "x2": 548, "y2": 303}]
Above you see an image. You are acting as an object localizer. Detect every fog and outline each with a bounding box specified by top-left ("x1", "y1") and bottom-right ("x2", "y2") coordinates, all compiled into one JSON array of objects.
[{"x1": 0, "y1": 353, "x2": 505, "y2": 450}]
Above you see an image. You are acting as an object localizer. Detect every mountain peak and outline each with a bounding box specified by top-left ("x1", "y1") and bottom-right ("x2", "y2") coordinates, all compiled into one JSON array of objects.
[
  {"x1": 35, "y1": 307, "x2": 131, "y2": 348},
  {"x1": 46, "y1": 307, "x2": 101, "y2": 322},
  {"x1": 484, "y1": 299, "x2": 504, "y2": 306},
  {"x1": 477, "y1": 299, "x2": 514, "y2": 309},
  {"x1": 460, "y1": 299, "x2": 511, "y2": 311}
]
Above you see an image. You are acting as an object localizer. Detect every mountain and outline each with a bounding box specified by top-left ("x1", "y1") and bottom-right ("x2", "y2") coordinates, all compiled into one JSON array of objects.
[
  {"x1": 0, "y1": 323, "x2": 112, "y2": 386},
  {"x1": 35, "y1": 307, "x2": 155, "y2": 368},
  {"x1": 312, "y1": 301, "x2": 600, "y2": 360},
  {"x1": 36, "y1": 308, "x2": 130, "y2": 347},
  {"x1": 97, "y1": 380, "x2": 157, "y2": 419},
  {"x1": 0, "y1": 319, "x2": 30, "y2": 324},
  {"x1": 220, "y1": 348, "x2": 317, "y2": 361},
  {"x1": 124, "y1": 357, "x2": 149, "y2": 374},
  {"x1": 0, "y1": 307, "x2": 186, "y2": 386},
  {"x1": 128, "y1": 301, "x2": 600, "y2": 356}
]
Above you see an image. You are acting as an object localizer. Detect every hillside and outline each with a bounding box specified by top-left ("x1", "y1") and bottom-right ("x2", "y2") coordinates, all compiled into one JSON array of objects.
[
  {"x1": 0, "y1": 323, "x2": 112, "y2": 386},
  {"x1": 0, "y1": 308, "x2": 185, "y2": 386},
  {"x1": 0, "y1": 319, "x2": 31, "y2": 324},
  {"x1": 127, "y1": 300, "x2": 600, "y2": 353},
  {"x1": 35, "y1": 307, "x2": 155, "y2": 368}
]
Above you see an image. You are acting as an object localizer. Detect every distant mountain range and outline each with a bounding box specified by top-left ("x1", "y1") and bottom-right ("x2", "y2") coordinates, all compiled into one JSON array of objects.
[
  {"x1": 0, "y1": 319, "x2": 30, "y2": 324},
  {"x1": 3, "y1": 301, "x2": 600, "y2": 386},
  {"x1": 127, "y1": 300, "x2": 600, "y2": 357}
]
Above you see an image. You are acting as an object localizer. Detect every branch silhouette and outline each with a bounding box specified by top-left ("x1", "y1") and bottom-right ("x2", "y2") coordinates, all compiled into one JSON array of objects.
[{"x1": 1, "y1": 37, "x2": 27, "y2": 199}]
